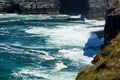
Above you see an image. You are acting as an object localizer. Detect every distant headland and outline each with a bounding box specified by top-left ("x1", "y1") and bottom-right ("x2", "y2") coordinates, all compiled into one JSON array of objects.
[{"x1": 0, "y1": 0, "x2": 115, "y2": 19}]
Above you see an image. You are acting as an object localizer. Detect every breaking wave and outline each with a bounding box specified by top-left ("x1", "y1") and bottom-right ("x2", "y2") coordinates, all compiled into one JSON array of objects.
[{"x1": 0, "y1": 14, "x2": 105, "y2": 80}]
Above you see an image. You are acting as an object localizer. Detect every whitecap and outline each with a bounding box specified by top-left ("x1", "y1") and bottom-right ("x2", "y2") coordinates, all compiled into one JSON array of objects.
[
  {"x1": 12, "y1": 68, "x2": 77, "y2": 80},
  {"x1": 69, "y1": 15, "x2": 81, "y2": 19},
  {"x1": 25, "y1": 20, "x2": 104, "y2": 47},
  {"x1": 58, "y1": 48, "x2": 93, "y2": 65},
  {"x1": 54, "y1": 62, "x2": 68, "y2": 71},
  {"x1": 40, "y1": 52, "x2": 55, "y2": 60}
]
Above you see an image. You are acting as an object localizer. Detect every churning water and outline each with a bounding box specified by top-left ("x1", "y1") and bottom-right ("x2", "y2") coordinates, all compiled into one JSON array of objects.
[{"x1": 0, "y1": 14, "x2": 104, "y2": 80}]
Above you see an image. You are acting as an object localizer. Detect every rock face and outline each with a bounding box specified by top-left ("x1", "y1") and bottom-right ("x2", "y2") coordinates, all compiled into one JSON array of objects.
[
  {"x1": 0, "y1": 0, "x2": 117, "y2": 19},
  {"x1": 0, "y1": 0, "x2": 116, "y2": 19},
  {"x1": 87, "y1": 0, "x2": 115, "y2": 19},
  {"x1": 0, "y1": 0, "x2": 60, "y2": 14},
  {"x1": 0, "y1": 0, "x2": 89, "y2": 15},
  {"x1": 104, "y1": 0, "x2": 120, "y2": 45}
]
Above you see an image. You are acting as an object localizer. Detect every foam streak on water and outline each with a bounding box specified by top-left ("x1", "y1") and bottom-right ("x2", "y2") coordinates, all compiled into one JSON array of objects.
[{"x1": 0, "y1": 14, "x2": 105, "y2": 80}]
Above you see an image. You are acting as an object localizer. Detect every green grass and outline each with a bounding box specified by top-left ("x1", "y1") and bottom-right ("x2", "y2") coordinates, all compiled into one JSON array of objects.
[{"x1": 76, "y1": 34, "x2": 120, "y2": 80}]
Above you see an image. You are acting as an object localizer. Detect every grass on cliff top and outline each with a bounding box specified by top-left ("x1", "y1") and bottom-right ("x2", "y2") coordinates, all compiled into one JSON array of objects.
[{"x1": 76, "y1": 34, "x2": 120, "y2": 80}]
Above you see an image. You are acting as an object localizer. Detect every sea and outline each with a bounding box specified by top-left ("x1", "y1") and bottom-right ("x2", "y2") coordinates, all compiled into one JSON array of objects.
[{"x1": 0, "y1": 14, "x2": 104, "y2": 80}]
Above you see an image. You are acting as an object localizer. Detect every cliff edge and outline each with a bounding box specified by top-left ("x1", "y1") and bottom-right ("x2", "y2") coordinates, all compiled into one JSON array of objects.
[
  {"x1": 76, "y1": 0, "x2": 120, "y2": 80},
  {"x1": 76, "y1": 34, "x2": 120, "y2": 80}
]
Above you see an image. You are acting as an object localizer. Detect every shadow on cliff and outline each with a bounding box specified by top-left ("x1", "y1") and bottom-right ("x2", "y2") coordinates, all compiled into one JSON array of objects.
[
  {"x1": 83, "y1": 30, "x2": 104, "y2": 57},
  {"x1": 59, "y1": 0, "x2": 89, "y2": 17},
  {"x1": 4, "y1": 3, "x2": 22, "y2": 14}
]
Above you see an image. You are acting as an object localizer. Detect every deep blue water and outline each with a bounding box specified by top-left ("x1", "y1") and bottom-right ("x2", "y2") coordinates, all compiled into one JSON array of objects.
[{"x1": 0, "y1": 14, "x2": 104, "y2": 80}]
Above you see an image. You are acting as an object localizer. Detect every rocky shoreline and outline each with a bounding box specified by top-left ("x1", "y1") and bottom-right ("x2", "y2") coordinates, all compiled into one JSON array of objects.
[
  {"x1": 0, "y1": 0, "x2": 120, "y2": 80},
  {"x1": 76, "y1": 0, "x2": 120, "y2": 80}
]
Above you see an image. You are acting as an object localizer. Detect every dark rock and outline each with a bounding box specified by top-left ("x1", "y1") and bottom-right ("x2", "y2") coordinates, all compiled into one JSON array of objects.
[
  {"x1": 60, "y1": 0, "x2": 89, "y2": 16},
  {"x1": 96, "y1": 62, "x2": 108, "y2": 71},
  {"x1": 0, "y1": 0, "x2": 117, "y2": 20},
  {"x1": 0, "y1": 0, "x2": 116, "y2": 19},
  {"x1": 0, "y1": 0, "x2": 60, "y2": 14},
  {"x1": 87, "y1": 0, "x2": 116, "y2": 19},
  {"x1": 92, "y1": 54, "x2": 100, "y2": 64},
  {"x1": 104, "y1": 0, "x2": 120, "y2": 45}
]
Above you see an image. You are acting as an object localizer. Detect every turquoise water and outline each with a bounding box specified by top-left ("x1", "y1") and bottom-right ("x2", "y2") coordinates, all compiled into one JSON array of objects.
[{"x1": 0, "y1": 14, "x2": 104, "y2": 80}]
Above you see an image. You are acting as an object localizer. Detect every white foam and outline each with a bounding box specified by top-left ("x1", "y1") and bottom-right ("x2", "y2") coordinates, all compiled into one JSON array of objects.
[
  {"x1": 85, "y1": 19, "x2": 105, "y2": 26},
  {"x1": 0, "y1": 14, "x2": 53, "y2": 21},
  {"x1": 58, "y1": 48, "x2": 93, "y2": 64},
  {"x1": 70, "y1": 15, "x2": 81, "y2": 18},
  {"x1": 0, "y1": 14, "x2": 4, "y2": 16},
  {"x1": 12, "y1": 68, "x2": 77, "y2": 80},
  {"x1": 26, "y1": 24, "x2": 104, "y2": 47},
  {"x1": 54, "y1": 62, "x2": 68, "y2": 71},
  {"x1": 1, "y1": 43, "x2": 55, "y2": 61},
  {"x1": 12, "y1": 42, "x2": 22, "y2": 46},
  {"x1": 41, "y1": 52, "x2": 55, "y2": 60},
  {"x1": 25, "y1": 20, "x2": 104, "y2": 65},
  {"x1": 27, "y1": 50, "x2": 55, "y2": 60},
  {"x1": 51, "y1": 14, "x2": 69, "y2": 19}
]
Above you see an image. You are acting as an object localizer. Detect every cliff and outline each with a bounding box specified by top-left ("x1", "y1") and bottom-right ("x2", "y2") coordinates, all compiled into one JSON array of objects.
[
  {"x1": 76, "y1": 34, "x2": 120, "y2": 80},
  {"x1": 0, "y1": 0, "x2": 116, "y2": 19},
  {"x1": 0, "y1": 0, "x2": 60, "y2": 14},
  {"x1": 0, "y1": 0, "x2": 89, "y2": 15},
  {"x1": 76, "y1": 0, "x2": 120, "y2": 80},
  {"x1": 104, "y1": 0, "x2": 120, "y2": 45},
  {"x1": 87, "y1": 0, "x2": 115, "y2": 19}
]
